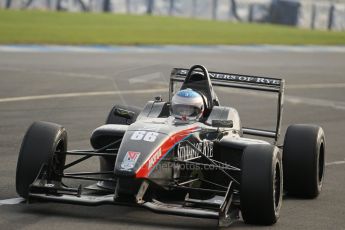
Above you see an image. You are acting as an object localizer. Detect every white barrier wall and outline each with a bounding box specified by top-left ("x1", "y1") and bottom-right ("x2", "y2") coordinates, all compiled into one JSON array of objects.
[{"x1": 1, "y1": 0, "x2": 344, "y2": 31}]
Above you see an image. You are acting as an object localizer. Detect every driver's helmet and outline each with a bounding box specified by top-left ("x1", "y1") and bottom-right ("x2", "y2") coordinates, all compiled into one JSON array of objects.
[{"x1": 171, "y1": 88, "x2": 204, "y2": 121}]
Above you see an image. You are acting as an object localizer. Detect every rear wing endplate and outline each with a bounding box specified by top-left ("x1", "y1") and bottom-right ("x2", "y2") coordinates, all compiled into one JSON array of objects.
[{"x1": 169, "y1": 68, "x2": 285, "y2": 143}]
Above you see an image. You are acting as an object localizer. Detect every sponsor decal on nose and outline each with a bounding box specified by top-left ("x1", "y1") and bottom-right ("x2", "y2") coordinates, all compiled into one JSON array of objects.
[{"x1": 121, "y1": 151, "x2": 141, "y2": 171}]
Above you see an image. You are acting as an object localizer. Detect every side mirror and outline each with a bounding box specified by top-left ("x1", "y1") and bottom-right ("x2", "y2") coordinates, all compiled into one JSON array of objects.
[
  {"x1": 114, "y1": 108, "x2": 135, "y2": 120},
  {"x1": 154, "y1": 95, "x2": 163, "y2": 102},
  {"x1": 212, "y1": 119, "x2": 233, "y2": 128}
]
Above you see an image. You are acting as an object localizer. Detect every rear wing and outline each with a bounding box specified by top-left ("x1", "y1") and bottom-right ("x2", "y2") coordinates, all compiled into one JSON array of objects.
[{"x1": 169, "y1": 68, "x2": 285, "y2": 143}]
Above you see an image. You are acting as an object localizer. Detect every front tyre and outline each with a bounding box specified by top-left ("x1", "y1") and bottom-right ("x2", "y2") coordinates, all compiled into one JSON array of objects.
[
  {"x1": 283, "y1": 124, "x2": 325, "y2": 198},
  {"x1": 240, "y1": 144, "x2": 283, "y2": 225},
  {"x1": 16, "y1": 121, "x2": 67, "y2": 198}
]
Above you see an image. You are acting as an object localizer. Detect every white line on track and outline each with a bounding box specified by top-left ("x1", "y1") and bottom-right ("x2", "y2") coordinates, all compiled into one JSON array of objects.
[
  {"x1": 3, "y1": 67, "x2": 345, "y2": 89},
  {"x1": 326, "y1": 161, "x2": 345, "y2": 166},
  {"x1": 128, "y1": 72, "x2": 163, "y2": 84},
  {"x1": 0, "y1": 197, "x2": 24, "y2": 206},
  {"x1": 0, "y1": 89, "x2": 167, "y2": 103},
  {"x1": 1, "y1": 87, "x2": 344, "y2": 111},
  {"x1": 285, "y1": 95, "x2": 345, "y2": 110},
  {"x1": 0, "y1": 67, "x2": 110, "y2": 80}
]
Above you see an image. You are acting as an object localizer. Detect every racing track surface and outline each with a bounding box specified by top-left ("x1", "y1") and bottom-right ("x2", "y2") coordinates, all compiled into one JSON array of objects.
[{"x1": 0, "y1": 49, "x2": 344, "y2": 230}]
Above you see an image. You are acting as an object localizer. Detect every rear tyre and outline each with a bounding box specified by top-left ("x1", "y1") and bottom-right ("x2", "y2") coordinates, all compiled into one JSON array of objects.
[
  {"x1": 240, "y1": 144, "x2": 283, "y2": 225},
  {"x1": 16, "y1": 121, "x2": 67, "y2": 199},
  {"x1": 283, "y1": 124, "x2": 325, "y2": 198},
  {"x1": 106, "y1": 104, "x2": 141, "y2": 125}
]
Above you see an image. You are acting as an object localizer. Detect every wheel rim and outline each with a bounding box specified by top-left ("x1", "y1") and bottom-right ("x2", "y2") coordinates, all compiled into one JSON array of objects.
[
  {"x1": 273, "y1": 161, "x2": 282, "y2": 211},
  {"x1": 318, "y1": 142, "x2": 325, "y2": 186},
  {"x1": 49, "y1": 139, "x2": 66, "y2": 181}
]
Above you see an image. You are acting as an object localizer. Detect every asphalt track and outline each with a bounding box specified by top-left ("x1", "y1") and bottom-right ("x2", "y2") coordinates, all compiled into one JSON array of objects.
[{"x1": 0, "y1": 49, "x2": 344, "y2": 230}]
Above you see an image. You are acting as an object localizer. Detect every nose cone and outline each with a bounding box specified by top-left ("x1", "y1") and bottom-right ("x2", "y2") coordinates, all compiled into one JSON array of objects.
[
  {"x1": 114, "y1": 130, "x2": 167, "y2": 177},
  {"x1": 114, "y1": 118, "x2": 199, "y2": 178}
]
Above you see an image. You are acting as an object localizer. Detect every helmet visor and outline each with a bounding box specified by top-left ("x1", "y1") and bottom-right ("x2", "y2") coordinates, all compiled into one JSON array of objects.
[{"x1": 171, "y1": 104, "x2": 202, "y2": 118}]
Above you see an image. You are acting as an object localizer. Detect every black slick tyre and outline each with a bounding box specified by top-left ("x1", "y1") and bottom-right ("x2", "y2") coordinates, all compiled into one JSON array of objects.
[
  {"x1": 283, "y1": 124, "x2": 325, "y2": 198},
  {"x1": 16, "y1": 121, "x2": 67, "y2": 198},
  {"x1": 240, "y1": 144, "x2": 283, "y2": 225}
]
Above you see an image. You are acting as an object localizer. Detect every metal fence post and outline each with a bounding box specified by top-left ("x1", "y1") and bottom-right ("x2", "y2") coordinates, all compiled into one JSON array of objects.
[
  {"x1": 169, "y1": 0, "x2": 174, "y2": 16},
  {"x1": 103, "y1": 0, "x2": 111, "y2": 12},
  {"x1": 229, "y1": 0, "x2": 241, "y2": 21},
  {"x1": 328, "y1": 4, "x2": 335, "y2": 30},
  {"x1": 77, "y1": 0, "x2": 89, "y2": 12},
  {"x1": 212, "y1": 0, "x2": 218, "y2": 20},
  {"x1": 126, "y1": 0, "x2": 131, "y2": 14},
  {"x1": 5, "y1": 0, "x2": 12, "y2": 8},
  {"x1": 24, "y1": 0, "x2": 35, "y2": 9},
  {"x1": 310, "y1": 4, "x2": 316, "y2": 29},
  {"x1": 56, "y1": 0, "x2": 62, "y2": 11},
  {"x1": 248, "y1": 3, "x2": 254, "y2": 22},
  {"x1": 46, "y1": 0, "x2": 52, "y2": 9},
  {"x1": 147, "y1": 0, "x2": 154, "y2": 15},
  {"x1": 192, "y1": 0, "x2": 197, "y2": 18}
]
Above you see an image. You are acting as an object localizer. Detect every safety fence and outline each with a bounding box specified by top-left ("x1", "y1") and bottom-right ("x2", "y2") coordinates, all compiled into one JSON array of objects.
[{"x1": 1, "y1": 0, "x2": 345, "y2": 31}]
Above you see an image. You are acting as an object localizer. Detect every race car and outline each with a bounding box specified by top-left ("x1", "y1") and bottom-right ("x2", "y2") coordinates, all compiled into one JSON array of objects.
[{"x1": 16, "y1": 65, "x2": 325, "y2": 227}]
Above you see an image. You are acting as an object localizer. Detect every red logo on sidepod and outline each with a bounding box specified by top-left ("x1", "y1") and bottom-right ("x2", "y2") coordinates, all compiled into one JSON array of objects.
[{"x1": 135, "y1": 126, "x2": 199, "y2": 178}]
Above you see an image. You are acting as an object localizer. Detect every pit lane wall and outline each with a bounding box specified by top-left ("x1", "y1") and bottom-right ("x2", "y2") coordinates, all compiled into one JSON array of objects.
[{"x1": 1, "y1": 0, "x2": 344, "y2": 31}]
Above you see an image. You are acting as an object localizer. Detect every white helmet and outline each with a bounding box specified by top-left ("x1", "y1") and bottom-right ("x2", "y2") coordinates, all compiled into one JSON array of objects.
[{"x1": 171, "y1": 88, "x2": 204, "y2": 121}]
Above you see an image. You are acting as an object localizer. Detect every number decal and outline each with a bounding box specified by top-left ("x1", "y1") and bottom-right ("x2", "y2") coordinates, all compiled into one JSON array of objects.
[
  {"x1": 131, "y1": 131, "x2": 158, "y2": 142},
  {"x1": 130, "y1": 131, "x2": 146, "y2": 140},
  {"x1": 143, "y1": 132, "x2": 159, "y2": 142}
]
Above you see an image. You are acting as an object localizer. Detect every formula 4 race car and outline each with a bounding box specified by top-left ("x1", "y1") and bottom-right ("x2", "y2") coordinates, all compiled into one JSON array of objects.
[{"x1": 16, "y1": 65, "x2": 325, "y2": 227}]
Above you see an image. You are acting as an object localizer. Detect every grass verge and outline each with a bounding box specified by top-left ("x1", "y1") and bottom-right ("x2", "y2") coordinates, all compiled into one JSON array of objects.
[{"x1": 0, "y1": 10, "x2": 344, "y2": 45}]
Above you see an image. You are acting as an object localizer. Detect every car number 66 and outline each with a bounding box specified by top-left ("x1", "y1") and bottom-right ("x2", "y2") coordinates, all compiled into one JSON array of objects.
[{"x1": 130, "y1": 131, "x2": 159, "y2": 142}]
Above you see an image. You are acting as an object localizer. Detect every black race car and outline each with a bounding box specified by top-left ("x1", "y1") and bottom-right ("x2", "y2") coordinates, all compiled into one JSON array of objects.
[{"x1": 16, "y1": 65, "x2": 325, "y2": 227}]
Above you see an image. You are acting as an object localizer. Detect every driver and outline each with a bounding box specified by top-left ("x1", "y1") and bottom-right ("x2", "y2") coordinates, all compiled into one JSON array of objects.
[{"x1": 171, "y1": 88, "x2": 204, "y2": 121}]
